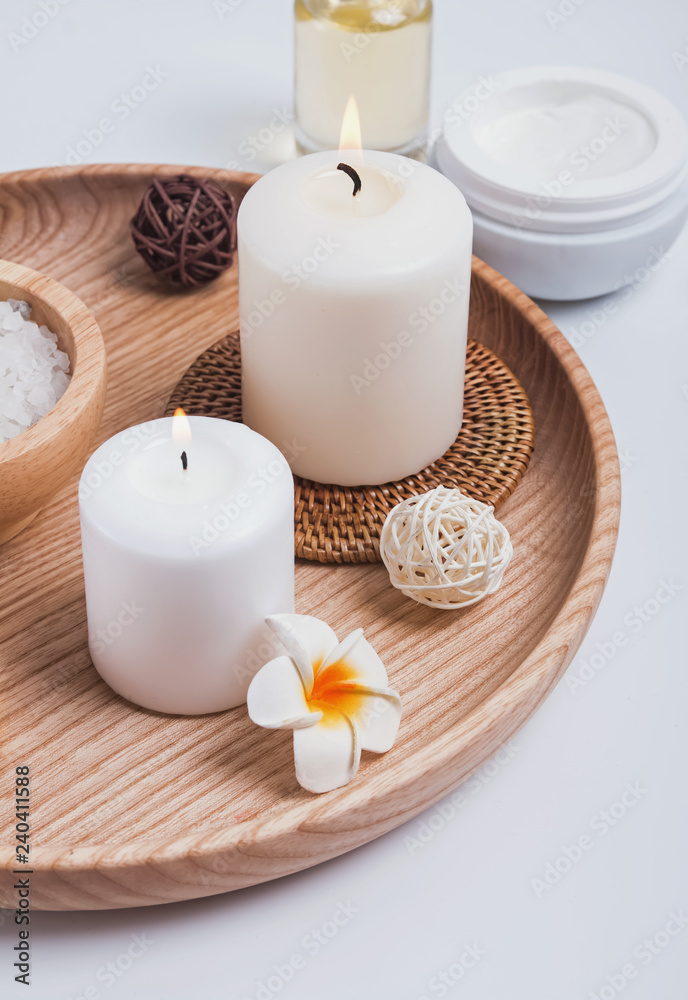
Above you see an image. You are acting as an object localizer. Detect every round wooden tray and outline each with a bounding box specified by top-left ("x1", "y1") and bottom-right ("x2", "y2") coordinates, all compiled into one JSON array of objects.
[
  {"x1": 0, "y1": 164, "x2": 620, "y2": 911},
  {"x1": 167, "y1": 335, "x2": 535, "y2": 563}
]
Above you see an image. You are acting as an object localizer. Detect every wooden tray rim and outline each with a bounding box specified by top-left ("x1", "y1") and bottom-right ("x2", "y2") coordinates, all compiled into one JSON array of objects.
[{"x1": 0, "y1": 164, "x2": 621, "y2": 879}]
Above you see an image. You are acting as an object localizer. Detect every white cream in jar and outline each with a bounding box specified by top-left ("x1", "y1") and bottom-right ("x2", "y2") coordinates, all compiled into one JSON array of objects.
[
  {"x1": 472, "y1": 90, "x2": 657, "y2": 181},
  {"x1": 436, "y1": 67, "x2": 688, "y2": 300}
]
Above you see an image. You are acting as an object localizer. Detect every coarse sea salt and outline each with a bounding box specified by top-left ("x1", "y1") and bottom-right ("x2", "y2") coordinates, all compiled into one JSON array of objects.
[{"x1": 0, "y1": 299, "x2": 71, "y2": 444}]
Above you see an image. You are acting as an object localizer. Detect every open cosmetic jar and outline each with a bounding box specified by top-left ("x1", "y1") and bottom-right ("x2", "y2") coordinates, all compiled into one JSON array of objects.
[{"x1": 435, "y1": 66, "x2": 688, "y2": 300}]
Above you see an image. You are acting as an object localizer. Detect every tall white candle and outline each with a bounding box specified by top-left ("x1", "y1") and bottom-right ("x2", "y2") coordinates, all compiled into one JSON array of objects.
[
  {"x1": 79, "y1": 415, "x2": 294, "y2": 715},
  {"x1": 238, "y1": 148, "x2": 472, "y2": 486}
]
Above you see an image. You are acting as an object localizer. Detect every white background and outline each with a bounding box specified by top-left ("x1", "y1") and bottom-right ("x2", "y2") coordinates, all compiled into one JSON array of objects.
[{"x1": 1, "y1": 0, "x2": 687, "y2": 997}]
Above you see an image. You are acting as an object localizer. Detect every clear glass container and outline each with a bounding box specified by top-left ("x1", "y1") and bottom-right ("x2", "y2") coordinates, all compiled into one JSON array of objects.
[{"x1": 294, "y1": 0, "x2": 433, "y2": 156}]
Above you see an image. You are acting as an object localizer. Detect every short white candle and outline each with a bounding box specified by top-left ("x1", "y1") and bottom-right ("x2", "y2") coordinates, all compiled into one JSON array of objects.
[
  {"x1": 238, "y1": 147, "x2": 473, "y2": 486},
  {"x1": 79, "y1": 414, "x2": 295, "y2": 715}
]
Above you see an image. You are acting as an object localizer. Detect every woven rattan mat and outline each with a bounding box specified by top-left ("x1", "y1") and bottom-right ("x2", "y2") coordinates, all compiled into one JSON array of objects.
[{"x1": 167, "y1": 333, "x2": 535, "y2": 564}]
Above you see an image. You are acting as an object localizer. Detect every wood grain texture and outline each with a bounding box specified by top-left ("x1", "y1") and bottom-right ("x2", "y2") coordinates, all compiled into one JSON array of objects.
[
  {"x1": 0, "y1": 259, "x2": 106, "y2": 542},
  {"x1": 0, "y1": 164, "x2": 620, "y2": 911}
]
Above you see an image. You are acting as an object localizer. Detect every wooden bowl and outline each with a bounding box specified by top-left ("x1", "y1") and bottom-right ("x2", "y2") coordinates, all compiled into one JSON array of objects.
[{"x1": 0, "y1": 259, "x2": 106, "y2": 543}]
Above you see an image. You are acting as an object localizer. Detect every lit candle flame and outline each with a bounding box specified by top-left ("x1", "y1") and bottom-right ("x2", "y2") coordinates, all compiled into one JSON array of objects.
[
  {"x1": 339, "y1": 95, "x2": 363, "y2": 162},
  {"x1": 172, "y1": 407, "x2": 192, "y2": 446}
]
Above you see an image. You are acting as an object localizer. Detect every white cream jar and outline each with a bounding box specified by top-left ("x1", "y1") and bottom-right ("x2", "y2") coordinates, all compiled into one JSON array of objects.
[{"x1": 435, "y1": 66, "x2": 688, "y2": 300}]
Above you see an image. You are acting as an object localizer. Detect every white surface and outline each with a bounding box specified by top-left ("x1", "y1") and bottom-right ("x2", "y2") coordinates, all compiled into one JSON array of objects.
[{"x1": 0, "y1": 1, "x2": 686, "y2": 997}]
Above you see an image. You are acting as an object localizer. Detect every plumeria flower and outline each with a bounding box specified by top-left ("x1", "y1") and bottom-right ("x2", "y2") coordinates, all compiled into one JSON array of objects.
[{"x1": 247, "y1": 614, "x2": 402, "y2": 794}]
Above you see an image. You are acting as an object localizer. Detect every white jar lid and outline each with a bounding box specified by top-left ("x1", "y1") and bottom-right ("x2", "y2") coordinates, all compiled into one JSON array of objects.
[{"x1": 435, "y1": 66, "x2": 688, "y2": 234}]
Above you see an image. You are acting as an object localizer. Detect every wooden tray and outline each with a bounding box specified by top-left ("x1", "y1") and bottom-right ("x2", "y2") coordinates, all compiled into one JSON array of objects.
[{"x1": 0, "y1": 164, "x2": 620, "y2": 911}]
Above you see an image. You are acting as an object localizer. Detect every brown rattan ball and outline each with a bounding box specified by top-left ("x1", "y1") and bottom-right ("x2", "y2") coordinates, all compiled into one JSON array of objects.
[{"x1": 130, "y1": 175, "x2": 237, "y2": 287}]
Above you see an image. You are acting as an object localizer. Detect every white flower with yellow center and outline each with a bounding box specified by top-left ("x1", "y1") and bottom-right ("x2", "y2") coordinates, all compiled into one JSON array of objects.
[{"x1": 247, "y1": 614, "x2": 402, "y2": 794}]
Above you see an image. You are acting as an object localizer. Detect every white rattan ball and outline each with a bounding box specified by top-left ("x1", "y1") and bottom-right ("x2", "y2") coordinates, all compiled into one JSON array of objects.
[{"x1": 380, "y1": 486, "x2": 513, "y2": 610}]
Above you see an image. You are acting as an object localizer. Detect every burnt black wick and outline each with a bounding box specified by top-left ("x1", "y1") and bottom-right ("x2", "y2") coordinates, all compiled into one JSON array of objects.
[
  {"x1": 181, "y1": 450, "x2": 188, "y2": 472},
  {"x1": 337, "y1": 162, "x2": 362, "y2": 197}
]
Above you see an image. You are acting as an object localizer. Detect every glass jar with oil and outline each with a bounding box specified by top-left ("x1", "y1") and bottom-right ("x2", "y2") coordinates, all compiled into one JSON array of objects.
[{"x1": 294, "y1": 0, "x2": 433, "y2": 156}]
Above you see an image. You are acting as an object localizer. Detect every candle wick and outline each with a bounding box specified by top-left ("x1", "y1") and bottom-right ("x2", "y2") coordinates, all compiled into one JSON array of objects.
[
  {"x1": 181, "y1": 450, "x2": 188, "y2": 472},
  {"x1": 337, "y1": 162, "x2": 362, "y2": 197}
]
